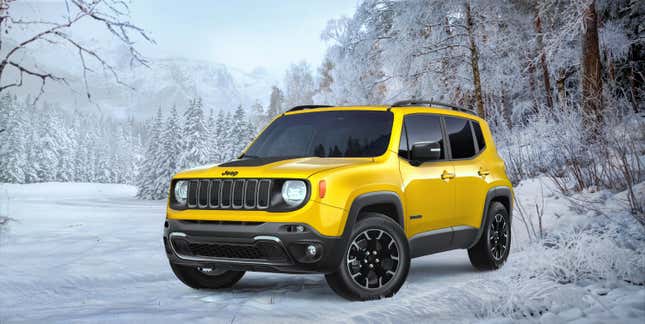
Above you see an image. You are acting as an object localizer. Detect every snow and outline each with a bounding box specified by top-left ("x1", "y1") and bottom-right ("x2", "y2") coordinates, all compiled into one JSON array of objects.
[{"x1": 0, "y1": 181, "x2": 643, "y2": 323}]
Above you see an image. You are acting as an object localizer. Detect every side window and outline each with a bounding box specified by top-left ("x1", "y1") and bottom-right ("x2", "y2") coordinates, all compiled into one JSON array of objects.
[
  {"x1": 444, "y1": 117, "x2": 476, "y2": 159},
  {"x1": 398, "y1": 123, "x2": 409, "y2": 159},
  {"x1": 404, "y1": 114, "x2": 445, "y2": 161},
  {"x1": 472, "y1": 120, "x2": 485, "y2": 151}
]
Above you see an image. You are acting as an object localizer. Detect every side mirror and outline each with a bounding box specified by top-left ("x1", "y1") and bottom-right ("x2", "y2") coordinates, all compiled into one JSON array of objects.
[{"x1": 410, "y1": 141, "x2": 442, "y2": 164}]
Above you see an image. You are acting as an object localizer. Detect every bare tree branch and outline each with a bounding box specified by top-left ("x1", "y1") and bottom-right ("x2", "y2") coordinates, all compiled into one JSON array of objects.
[
  {"x1": 0, "y1": 61, "x2": 67, "y2": 104},
  {"x1": 0, "y1": 0, "x2": 154, "y2": 105}
]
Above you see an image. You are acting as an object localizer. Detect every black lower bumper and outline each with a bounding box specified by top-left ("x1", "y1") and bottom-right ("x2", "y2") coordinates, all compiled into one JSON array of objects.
[{"x1": 163, "y1": 219, "x2": 346, "y2": 274}]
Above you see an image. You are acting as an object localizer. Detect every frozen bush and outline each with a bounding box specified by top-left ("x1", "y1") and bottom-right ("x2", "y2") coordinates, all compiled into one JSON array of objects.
[
  {"x1": 515, "y1": 231, "x2": 645, "y2": 285},
  {"x1": 493, "y1": 101, "x2": 644, "y2": 225},
  {"x1": 446, "y1": 228, "x2": 645, "y2": 320},
  {"x1": 455, "y1": 277, "x2": 586, "y2": 320},
  {"x1": 492, "y1": 105, "x2": 586, "y2": 184}
]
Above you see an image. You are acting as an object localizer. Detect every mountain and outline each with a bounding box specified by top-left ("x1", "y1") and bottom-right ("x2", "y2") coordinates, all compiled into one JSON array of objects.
[
  {"x1": 4, "y1": 46, "x2": 277, "y2": 119},
  {"x1": 109, "y1": 57, "x2": 276, "y2": 118}
]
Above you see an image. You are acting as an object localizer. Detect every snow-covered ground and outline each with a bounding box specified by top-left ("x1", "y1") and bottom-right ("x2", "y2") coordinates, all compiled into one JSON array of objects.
[{"x1": 0, "y1": 181, "x2": 643, "y2": 323}]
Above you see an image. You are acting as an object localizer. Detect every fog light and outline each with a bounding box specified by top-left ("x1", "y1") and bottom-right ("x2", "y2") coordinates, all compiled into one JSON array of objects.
[
  {"x1": 296, "y1": 225, "x2": 305, "y2": 233},
  {"x1": 306, "y1": 244, "x2": 318, "y2": 257}
]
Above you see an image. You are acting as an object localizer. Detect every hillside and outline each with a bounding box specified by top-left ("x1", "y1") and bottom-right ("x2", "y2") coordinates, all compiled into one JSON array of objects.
[{"x1": 3, "y1": 41, "x2": 276, "y2": 119}]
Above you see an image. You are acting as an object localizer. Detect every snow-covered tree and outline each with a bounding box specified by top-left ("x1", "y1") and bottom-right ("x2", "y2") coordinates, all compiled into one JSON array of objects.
[
  {"x1": 212, "y1": 109, "x2": 228, "y2": 162},
  {"x1": 33, "y1": 105, "x2": 61, "y2": 182},
  {"x1": 230, "y1": 106, "x2": 256, "y2": 158},
  {"x1": 179, "y1": 98, "x2": 210, "y2": 169},
  {"x1": 267, "y1": 86, "x2": 285, "y2": 117},
  {"x1": 206, "y1": 108, "x2": 218, "y2": 162},
  {"x1": 283, "y1": 62, "x2": 315, "y2": 109},
  {"x1": 136, "y1": 108, "x2": 164, "y2": 199},
  {"x1": 0, "y1": 94, "x2": 26, "y2": 183},
  {"x1": 219, "y1": 111, "x2": 236, "y2": 162},
  {"x1": 149, "y1": 106, "x2": 184, "y2": 199}
]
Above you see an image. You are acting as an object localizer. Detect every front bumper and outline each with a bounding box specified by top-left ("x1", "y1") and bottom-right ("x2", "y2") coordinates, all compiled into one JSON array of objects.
[{"x1": 163, "y1": 219, "x2": 346, "y2": 274}]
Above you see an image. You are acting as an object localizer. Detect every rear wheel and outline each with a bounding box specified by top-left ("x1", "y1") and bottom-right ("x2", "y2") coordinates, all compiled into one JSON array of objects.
[
  {"x1": 468, "y1": 201, "x2": 511, "y2": 270},
  {"x1": 325, "y1": 213, "x2": 410, "y2": 301},
  {"x1": 170, "y1": 262, "x2": 245, "y2": 289}
]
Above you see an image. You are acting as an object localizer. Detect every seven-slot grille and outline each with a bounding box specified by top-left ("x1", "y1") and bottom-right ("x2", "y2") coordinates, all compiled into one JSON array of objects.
[{"x1": 186, "y1": 179, "x2": 272, "y2": 210}]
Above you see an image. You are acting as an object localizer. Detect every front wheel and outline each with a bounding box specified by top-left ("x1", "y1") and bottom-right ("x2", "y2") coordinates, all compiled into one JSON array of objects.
[
  {"x1": 325, "y1": 213, "x2": 410, "y2": 301},
  {"x1": 170, "y1": 262, "x2": 245, "y2": 289},
  {"x1": 468, "y1": 201, "x2": 511, "y2": 270}
]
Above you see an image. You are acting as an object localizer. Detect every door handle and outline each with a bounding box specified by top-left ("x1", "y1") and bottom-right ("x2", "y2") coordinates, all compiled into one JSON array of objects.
[
  {"x1": 478, "y1": 168, "x2": 490, "y2": 176},
  {"x1": 441, "y1": 170, "x2": 455, "y2": 180}
]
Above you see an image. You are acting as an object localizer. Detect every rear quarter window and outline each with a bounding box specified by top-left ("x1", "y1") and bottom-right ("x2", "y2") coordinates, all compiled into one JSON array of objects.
[
  {"x1": 444, "y1": 117, "x2": 476, "y2": 159},
  {"x1": 472, "y1": 121, "x2": 485, "y2": 151}
]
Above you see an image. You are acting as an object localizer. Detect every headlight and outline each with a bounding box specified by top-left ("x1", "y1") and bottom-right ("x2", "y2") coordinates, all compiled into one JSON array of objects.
[
  {"x1": 281, "y1": 180, "x2": 307, "y2": 206},
  {"x1": 174, "y1": 180, "x2": 188, "y2": 205}
]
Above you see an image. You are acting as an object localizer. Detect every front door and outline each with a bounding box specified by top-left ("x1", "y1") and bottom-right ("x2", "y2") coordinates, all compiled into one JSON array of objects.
[{"x1": 398, "y1": 114, "x2": 455, "y2": 238}]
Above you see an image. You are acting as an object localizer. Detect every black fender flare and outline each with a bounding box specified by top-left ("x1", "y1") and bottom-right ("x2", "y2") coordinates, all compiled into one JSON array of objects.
[
  {"x1": 340, "y1": 191, "x2": 405, "y2": 244},
  {"x1": 468, "y1": 186, "x2": 513, "y2": 249}
]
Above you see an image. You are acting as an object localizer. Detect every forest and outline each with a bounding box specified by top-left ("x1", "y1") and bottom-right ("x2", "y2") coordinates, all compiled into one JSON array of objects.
[{"x1": 1, "y1": 0, "x2": 642, "y2": 209}]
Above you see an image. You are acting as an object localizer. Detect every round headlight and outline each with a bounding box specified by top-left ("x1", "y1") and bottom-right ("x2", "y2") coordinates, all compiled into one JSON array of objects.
[
  {"x1": 174, "y1": 180, "x2": 188, "y2": 205},
  {"x1": 281, "y1": 180, "x2": 307, "y2": 206}
]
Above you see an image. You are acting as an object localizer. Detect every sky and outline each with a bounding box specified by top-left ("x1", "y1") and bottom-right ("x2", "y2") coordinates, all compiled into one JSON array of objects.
[
  {"x1": 16, "y1": 0, "x2": 358, "y2": 75},
  {"x1": 128, "y1": 0, "x2": 358, "y2": 74}
]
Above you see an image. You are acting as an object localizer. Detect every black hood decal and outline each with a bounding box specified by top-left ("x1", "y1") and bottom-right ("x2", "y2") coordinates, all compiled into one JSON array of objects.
[{"x1": 218, "y1": 157, "x2": 296, "y2": 167}]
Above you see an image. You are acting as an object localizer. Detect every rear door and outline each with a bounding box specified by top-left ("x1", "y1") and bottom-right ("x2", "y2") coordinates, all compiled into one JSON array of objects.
[
  {"x1": 444, "y1": 117, "x2": 489, "y2": 229},
  {"x1": 398, "y1": 114, "x2": 456, "y2": 237}
]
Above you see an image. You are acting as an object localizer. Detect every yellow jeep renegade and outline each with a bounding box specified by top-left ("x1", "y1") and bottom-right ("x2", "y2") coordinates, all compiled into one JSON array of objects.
[{"x1": 163, "y1": 100, "x2": 513, "y2": 301}]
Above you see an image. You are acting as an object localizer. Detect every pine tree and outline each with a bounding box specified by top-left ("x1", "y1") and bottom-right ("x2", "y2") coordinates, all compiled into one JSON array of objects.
[
  {"x1": 179, "y1": 98, "x2": 210, "y2": 169},
  {"x1": 206, "y1": 108, "x2": 218, "y2": 162},
  {"x1": 213, "y1": 109, "x2": 227, "y2": 162},
  {"x1": 75, "y1": 117, "x2": 95, "y2": 182},
  {"x1": 70, "y1": 110, "x2": 85, "y2": 182},
  {"x1": 249, "y1": 100, "x2": 267, "y2": 128},
  {"x1": 0, "y1": 94, "x2": 27, "y2": 183},
  {"x1": 23, "y1": 104, "x2": 40, "y2": 183},
  {"x1": 155, "y1": 106, "x2": 183, "y2": 199},
  {"x1": 267, "y1": 86, "x2": 284, "y2": 117},
  {"x1": 230, "y1": 106, "x2": 255, "y2": 158},
  {"x1": 53, "y1": 109, "x2": 76, "y2": 182},
  {"x1": 93, "y1": 118, "x2": 112, "y2": 183},
  {"x1": 32, "y1": 104, "x2": 61, "y2": 182},
  {"x1": 136, "y1": 108, "x2": 164, "y2": 198}
]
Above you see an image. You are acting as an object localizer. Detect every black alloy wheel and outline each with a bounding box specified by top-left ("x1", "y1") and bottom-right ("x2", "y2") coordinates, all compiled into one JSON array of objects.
[
  {"x1": 488, "y1": 213, "x2": 509, "y2": 261},
  {"x1": 468, "y1": 201, "x2": 511, "y2": 270},
  {"x1": 346, "y1": 229, "x2": 400, "y2": 289},
  {"x1": 325, "y1": 213, "x2": 410, "y2": 301}
]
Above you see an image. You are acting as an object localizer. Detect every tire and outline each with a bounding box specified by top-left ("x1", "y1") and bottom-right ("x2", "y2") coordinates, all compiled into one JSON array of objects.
[
  {"x1": 325, "y1": 213, "x2": 410, "y2": 301},
  {"x1": 170, "y1": 262, "x2": 245, "y2": 289},
  {"x1": 468, "y1": 201, "x2": 511, "y2": 270}
]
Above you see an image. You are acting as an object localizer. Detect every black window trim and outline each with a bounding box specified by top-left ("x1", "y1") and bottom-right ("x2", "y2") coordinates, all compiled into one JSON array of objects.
[
  {"x1": 398, "y1": 113, "x2": 449, "y2": 164},
  {"x1": 440, "y1": 116, "x2": 453, "y2": 160},
  {"x1": 399, "y1": 119, "x2": 410, "y2": 160},
  {"x1": 470, "y1": 120, "x2": 487, "y2": 152},
  {"x1": 443, "y1": 115, "x2": 486, "y2": 161},
  {"x1": 398, "y1": 113, "x2": 487, "y2": 165}
]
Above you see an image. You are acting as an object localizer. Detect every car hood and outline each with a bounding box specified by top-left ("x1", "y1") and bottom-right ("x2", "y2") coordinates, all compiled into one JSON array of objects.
[{"x1": 173, "y1": 157, "x2": 374, "y2": 179}]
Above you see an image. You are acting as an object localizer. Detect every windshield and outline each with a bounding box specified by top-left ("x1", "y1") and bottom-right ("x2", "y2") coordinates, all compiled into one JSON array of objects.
[{"x1": 243, "y1": 110, "x2": 394, "y2": 158}]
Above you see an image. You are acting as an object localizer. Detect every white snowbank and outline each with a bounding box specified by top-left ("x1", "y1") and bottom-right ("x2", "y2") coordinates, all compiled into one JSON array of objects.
[{"x1": 1, "y1": 182, "x2": 138, "y2": 200}]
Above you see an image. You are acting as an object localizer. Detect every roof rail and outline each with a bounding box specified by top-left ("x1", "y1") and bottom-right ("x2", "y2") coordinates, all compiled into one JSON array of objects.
[
  {"x1": 287, "y1": 105, "x2": 334, "y2": 112},
  {"x1": 389, "y1": 100, "x2": 478, "y2": 116}
]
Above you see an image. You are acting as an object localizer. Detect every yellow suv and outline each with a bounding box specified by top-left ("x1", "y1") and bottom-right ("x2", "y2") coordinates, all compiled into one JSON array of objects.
[{"x1": 163, "y1": 100, "x2": 513, "y2": 301}]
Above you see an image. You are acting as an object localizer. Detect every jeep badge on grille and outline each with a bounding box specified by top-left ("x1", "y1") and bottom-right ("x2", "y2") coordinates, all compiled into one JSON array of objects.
[{"x1": 221, "y1": 170, "x2": 239, "y2": 176}]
